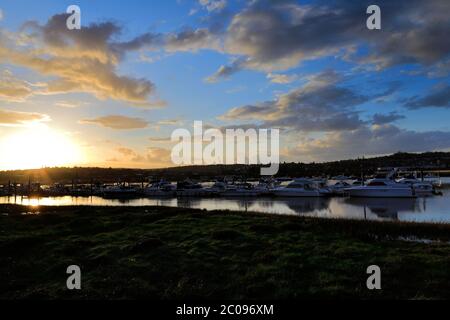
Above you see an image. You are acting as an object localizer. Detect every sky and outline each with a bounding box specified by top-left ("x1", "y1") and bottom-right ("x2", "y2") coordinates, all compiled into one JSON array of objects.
[{"x1": 0, "y1": 0, "x2": 449, "y2": 170}]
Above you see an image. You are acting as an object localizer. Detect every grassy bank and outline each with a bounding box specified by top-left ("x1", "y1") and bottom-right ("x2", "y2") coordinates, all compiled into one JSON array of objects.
[{"x1": 0, "y1": 204, "x2": 449, "y2": 300}]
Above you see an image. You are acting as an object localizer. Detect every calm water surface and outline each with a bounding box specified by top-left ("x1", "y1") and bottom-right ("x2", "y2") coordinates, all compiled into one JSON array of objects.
[{"x1": 1, "y1": 188, "x2": 449, "y2": 223}]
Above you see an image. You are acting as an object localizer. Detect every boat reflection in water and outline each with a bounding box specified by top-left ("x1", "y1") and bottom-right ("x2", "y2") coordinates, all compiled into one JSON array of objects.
[
  {"x1": 0, "y1": 190, "x2": 449, "y2": 223},
  {"x1": 277, "y1": 197, "x2": 331, "y2": 214},
  {"x1": 344, "y1": 197, "x2": 418, "y2": 221}
]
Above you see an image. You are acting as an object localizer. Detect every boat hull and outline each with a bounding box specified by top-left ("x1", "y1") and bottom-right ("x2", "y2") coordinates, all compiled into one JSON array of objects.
[
  {"x1": 102, "y1": 191, "x2": 139, "y2": 198},
  {"x1": 143, "y1": 190, "x2": 176, "y2": 197},
  {"x1": 176, "y1": 190, "x2": 217, "y2": 197},
  {"x1": 272, "y1": 189, "x2": 323, "y2": 197},
  {"x1": 220, "y1": 190, "x2": 262, "y2": 197},
  {"x1": 413, "y1": 188, "x2": 433, "y2": 197},
  {"x1": 346, "y1": 187, "x2": 416, "y2": 198}
]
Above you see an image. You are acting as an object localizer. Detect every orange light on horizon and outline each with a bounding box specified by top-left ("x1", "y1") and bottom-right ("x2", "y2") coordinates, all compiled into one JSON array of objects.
[{"x1": 0, "y1": 124, "x2": 84, "y2": 170}]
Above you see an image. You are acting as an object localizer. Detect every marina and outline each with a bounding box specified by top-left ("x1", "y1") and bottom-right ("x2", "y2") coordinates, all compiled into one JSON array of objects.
[
  {"x1": 1, "y1": 182, "x2": 449, "y2": 223},
  {"x1": 1, "y1": 169, "x2": 446, "y2": 198},
  {"x1": 1, "y1": 168, "x2": 448, "y2": 223}
]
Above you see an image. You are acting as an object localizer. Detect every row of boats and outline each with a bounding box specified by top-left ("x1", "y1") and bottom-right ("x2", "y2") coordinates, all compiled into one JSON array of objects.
[
  {"x1": 104, "y1": 174, "x2": 441, "y2": 198},
  {"x1": 0, "y1": 171, "x2": 443, "y2": 199}
]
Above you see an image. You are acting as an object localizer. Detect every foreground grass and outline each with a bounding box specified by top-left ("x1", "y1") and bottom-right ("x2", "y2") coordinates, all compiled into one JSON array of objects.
[{"x1": 0, "y1": 204, "x2": 449, "y2": 300}]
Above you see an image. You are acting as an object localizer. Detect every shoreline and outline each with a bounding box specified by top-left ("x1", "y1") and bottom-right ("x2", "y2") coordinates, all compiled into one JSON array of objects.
[
  {"x1": 2, "y1": 202, "x2": 450, "y2": 225},
  {"x1": 1, "y1": 204, "x2": 450, "y2": 299}
]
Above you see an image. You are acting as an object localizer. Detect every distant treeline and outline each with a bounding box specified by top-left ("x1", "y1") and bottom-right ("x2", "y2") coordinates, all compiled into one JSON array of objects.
[{"x1": 1, "y1": 152, "x2": 449, "y2": 184}]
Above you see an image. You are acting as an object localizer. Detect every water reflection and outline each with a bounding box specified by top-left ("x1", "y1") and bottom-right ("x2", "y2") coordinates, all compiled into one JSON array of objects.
[
  {"x1": 281, "y1": 197, "x2": 331, "y2": 213},
  {"x1": 0, "y1": 191, "x2": 449, "y2": 223},
  {"x1": 344, "y1": 197, "x2": 418, "y2": 220}
]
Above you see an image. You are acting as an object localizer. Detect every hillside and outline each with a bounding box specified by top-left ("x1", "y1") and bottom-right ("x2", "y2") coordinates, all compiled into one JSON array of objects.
[{"x1": 0, "y1": 152, "x2": 449, "y2": 184}]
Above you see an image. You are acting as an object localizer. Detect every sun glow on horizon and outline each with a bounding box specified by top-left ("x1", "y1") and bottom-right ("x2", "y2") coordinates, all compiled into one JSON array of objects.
[{"x1": 0, "y1": 125, "x2": 83, "y2": 170}]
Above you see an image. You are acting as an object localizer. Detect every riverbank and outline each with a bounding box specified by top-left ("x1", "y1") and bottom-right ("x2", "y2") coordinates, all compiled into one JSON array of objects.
[{"x1": 1, "y1": 204, "x2": 449, "y2": 299}]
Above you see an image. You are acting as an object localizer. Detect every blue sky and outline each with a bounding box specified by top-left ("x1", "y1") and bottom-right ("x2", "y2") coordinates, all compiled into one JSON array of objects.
[{"x1": 0, "y1": 0, "x2": 449, "y2": 169}]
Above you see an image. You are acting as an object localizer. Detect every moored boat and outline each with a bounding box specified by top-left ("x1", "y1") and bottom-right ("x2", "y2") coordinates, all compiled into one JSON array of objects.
[
  {"x1": 143, "y1": 180, "x2": 176, "y2": 197},
  {"x1": 345, "y1": 179, "x2": 416, "y2": 198},
  {"x1": 220, "y1": 182, "x2": 262, "y2": 197},
  {"x1": 176, "y1": 180, "x2": 216, "y2": 197},
  {"x1": 327, "y1": 181, "x2": 351, "y2": 196},
  {"x1": 272, "y1": 179, "x2": 323, "y2": 197},
  {"x1": 396, "y1": 178, "x2": 434, "y2": 196},
  {"x1": 102, "y1": 183, "x2": 139, "y2": 197}
]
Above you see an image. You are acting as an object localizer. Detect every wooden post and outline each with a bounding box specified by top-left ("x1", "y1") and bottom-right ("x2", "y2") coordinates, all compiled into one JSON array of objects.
[{"x1": 360, "y1": 157, "x2": 365, "y2": 186}]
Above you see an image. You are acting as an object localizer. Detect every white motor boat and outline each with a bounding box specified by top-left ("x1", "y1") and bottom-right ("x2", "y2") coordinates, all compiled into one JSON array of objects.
[
  {"x1": 345, "y1": 178, "x2": 416, "y2": 198},
  {"x1": 254, "y1": 179, "x2": 277, "y2": 196},
  {"x1": 396, "y1": 178, "x2": 434, "y2": 196},
  {"x1": 143, "y1": 180, "x2": 176, "y2": 197},
  {"x1": 272, "y1": 179, "x2": 323, "y2": 197},
  {"x1": 176, "y1": 180, "x2": 216, "y2": 197},
  {"x1": 327, "y1": 181, "x2": 351, "y2": 196},
  {"x1": 208, "y1": 181, "x2": 265, "y2": 197},
  {"x1": 102, "y1": 183, "x2": 139, "y2": 197},
  {"x1": 221, "y1": 182, "x2": 262, "y2": 197}
]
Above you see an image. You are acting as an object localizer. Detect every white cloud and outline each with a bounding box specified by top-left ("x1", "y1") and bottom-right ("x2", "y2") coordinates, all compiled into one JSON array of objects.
[
  {"x1": 54, "y1": 101, "x2": 89, "y2": 108},
  {"x1": 199, "y1": 0, "x2": 227, "y2": 12},
  {"x1": 267, "y1": 73, "x2": 297, "y2": 84}
]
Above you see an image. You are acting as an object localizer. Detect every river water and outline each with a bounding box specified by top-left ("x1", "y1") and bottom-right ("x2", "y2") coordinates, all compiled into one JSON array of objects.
[{"x1": 1, "y1": 188, "x2": 449, "y2": 223}]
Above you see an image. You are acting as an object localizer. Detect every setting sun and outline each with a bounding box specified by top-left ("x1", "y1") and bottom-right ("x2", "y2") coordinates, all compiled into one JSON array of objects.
[{"x1": 0, "y1": 125, "x2": 83, "y2": 170}]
